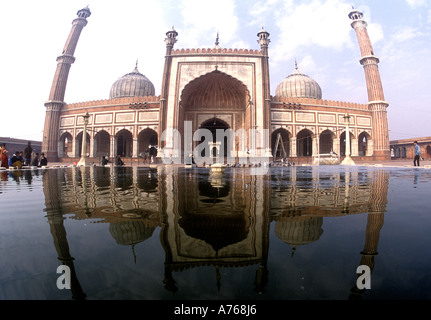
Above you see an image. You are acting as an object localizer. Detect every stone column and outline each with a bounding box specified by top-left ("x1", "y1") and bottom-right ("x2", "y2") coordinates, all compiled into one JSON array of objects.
[
  {"x1": 333, "y1": 138, "x2": 340, "y2": 156},
  {"x1": 132, "y1": 138, "x2": 138, "y2": 158},
  {"x1": 352, "y1": 138, "x2": 359, "y2": 157},
  {"x1": 110, "y1": 135, "x2": 116, "y2": 158},
  {"x1": 312, "y1": 136, "x2": 319, "y2": 157},
  {"x1": 89, "y1": 138, "x2": 95, "y2": 158},
  {"x1": 290, "y1": 139, "x2": 297, "y2": 158}
]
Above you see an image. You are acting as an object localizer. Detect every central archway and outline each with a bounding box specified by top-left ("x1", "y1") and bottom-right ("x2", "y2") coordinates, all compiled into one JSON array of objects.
[
  {"x1": 178, "y1": 70, "x2": 251, "y2": 163},
  {"x1": 199, "y1": 117, "x2": 230, "y2": 161}
]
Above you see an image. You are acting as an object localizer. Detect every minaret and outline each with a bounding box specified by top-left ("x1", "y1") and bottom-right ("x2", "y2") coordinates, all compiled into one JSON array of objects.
[
  {"x1": 349, "y1": 8, "x2": 390, "y2": 160},
  {"x1": 257, "y1": 27, "x2": 271, "y2": 156},
  {"x1": 42, "y1": 7, "x2": 91, "y2": 161},
  {"x1": 158, "y1": 27, "x2": 178, "y2": 149}
]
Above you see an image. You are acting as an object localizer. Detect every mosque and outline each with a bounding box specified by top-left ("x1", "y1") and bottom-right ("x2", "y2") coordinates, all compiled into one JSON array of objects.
[{"x1": 42, "y1": 6, "x2": 390, "y2": 164}]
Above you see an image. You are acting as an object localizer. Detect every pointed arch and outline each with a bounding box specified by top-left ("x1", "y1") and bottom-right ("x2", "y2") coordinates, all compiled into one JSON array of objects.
[
  {"x1": 94, "y1": 130, "x2": 111, "y2": 158},
  {"x1": 358, "y1": 131, "x2": 371, "y2": 156},
  {"x1": 340, "y1": 130, "x2": 355, "y2": 157},
  {"x1": 271, "y1": 128, "x2": 291, "y2": 159},
  {"x1": 116, "y1": 129, "x2": 133, "y2": 157},
  {"x1": 59, "y1": 131, "x2": 73, "y2": 158},
  {"x1": 297, "y1": 129, "x2": 314, "y2": 157},
  {"x1": 319, "y1": 129, "x2": 335, "y2": 154},
  {"x1": 180, "y1": 69, "x2": 251, "y2": 110},
  {"x1": 138, "y1": 128, "x2": 158, "y2": 159}
]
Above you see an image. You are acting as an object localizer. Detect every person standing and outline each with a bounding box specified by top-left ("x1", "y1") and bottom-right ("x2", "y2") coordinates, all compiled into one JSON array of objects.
[
  {"x1": 413, "y1": 141, "x2": 421, "y2": 166},
  {"x1": 24, "y1": 142, "x2": 33, "y2": 166},
  {"x1": 0, "y1": 144, "x2": 8, "y2": 168}
]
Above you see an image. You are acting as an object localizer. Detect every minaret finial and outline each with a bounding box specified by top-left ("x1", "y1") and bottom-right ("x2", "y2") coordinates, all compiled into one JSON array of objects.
[
  {"x1": 165, "y1": 26, "x2": 178, "y2": 47},
  {"x1": 215, "y1": 31, "x2": 220, "y2": 48}
]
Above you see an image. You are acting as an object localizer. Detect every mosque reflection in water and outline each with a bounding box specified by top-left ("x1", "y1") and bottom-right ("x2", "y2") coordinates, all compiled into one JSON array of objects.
[{"x1": 42, "y1": 165, "x2": 388, "y2": 299}]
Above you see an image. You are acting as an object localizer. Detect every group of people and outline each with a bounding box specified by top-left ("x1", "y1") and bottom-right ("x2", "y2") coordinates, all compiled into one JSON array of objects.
[
  {"x1": 138, "y1": 148, "x2": 155, "y2": 164},
  {"x1": 1, "y1": 141, "x2": 426, "y2": 169},
  {"x1": 0, "y1": 142, "x2": 47, "y2": 169},
  {"x1": 101, "y1": 155, "x2": 124, "y2": 167}
]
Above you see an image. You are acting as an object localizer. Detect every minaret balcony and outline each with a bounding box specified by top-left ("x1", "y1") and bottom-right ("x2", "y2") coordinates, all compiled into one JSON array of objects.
[
  {"x1": 56, "y1": 54, "x2": 76, "y2": 65},
  {"x1": 359, "y1": 55, "x2": 380, "y2": 66}
]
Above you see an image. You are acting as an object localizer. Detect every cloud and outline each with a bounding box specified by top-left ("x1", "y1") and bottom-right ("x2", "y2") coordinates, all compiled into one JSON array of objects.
[
  {"x1": 393, "y1": 26, "x2": 424, "y2": 43},
  {"x1": 247, "y1": 0, "x2": 292, "y2": 27},
  {"x1": 367, "y1": 22, "x2": 384, "y2": 45},
  {"x1": 381, "y1": 26, "x2": 426, "y2": 64},
  {"x1": 178, "y1": 0, "x2": 240, "y2": 48},
  {"x1": 269, "y1": 0, "x2": 356, "y2": 65},
  {"x1": 405, "y1": 0, "x2": 428, "y2": 8}
]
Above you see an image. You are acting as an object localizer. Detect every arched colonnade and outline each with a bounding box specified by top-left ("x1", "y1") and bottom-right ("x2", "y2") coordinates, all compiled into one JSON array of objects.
[
  {"x1": 58, "y1": 128, "x2": 158, "y2": 160},
  {"x1": 271, "y1": 127, "x2": 372, "y2": 159}
]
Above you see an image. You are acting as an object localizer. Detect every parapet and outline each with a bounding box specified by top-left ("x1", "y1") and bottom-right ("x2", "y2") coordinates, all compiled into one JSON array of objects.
[
  {"x1": 271, "y1": 96, "x2": 368, "y2": 110},
  {"x1": 64, "y1": 95, "x2": 161, "y2": 109},
  {"x1": 171, "y1": 48, "x2": 262, "y2": 56}
]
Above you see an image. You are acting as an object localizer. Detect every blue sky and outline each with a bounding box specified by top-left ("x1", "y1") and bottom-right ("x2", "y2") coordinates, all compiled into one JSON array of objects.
[{"x1": 0, "y1": 0, "x2": 430, "y2": 141}]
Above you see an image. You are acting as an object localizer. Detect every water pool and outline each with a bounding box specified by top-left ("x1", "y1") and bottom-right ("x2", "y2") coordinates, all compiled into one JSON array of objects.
[{"x1": 0, "y1": 165, "x2": 430, "y2": 300}]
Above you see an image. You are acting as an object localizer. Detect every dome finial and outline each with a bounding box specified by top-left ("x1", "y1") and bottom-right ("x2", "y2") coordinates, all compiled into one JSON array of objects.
[{"x1": 293, "y1": 59, "x2": 301, "y2": 75}]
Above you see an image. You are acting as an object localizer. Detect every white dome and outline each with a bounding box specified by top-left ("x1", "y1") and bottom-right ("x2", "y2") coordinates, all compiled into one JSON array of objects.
[
  {"x1": 110, "y1": 66, "x2": 155, "y2": 99},
  {"x1": 275, "y1": 64, "x2": 322, "y2": 99}
]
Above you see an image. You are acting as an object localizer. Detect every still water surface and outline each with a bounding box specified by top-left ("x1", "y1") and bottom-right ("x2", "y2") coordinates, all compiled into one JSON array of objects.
[{"x1": 0, "y1": 165, "x2": 430, "y2": 300}]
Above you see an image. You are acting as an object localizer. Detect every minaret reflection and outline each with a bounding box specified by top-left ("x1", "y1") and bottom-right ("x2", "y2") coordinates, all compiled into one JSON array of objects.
[
  {"x1": 42, "y1": 169, "x2": 86, "y2": 300},
  {"x1": 271, "y1": 166, "x2": 389, "y2": 298},
  {"x1": 43, "y1": 166, "x2": 162, "y2": 298},
  {"x1": 350, "y1": 169, "x2": 389, "y2": 300}
]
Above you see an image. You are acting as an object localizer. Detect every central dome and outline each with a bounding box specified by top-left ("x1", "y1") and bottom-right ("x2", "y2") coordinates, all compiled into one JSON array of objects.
[
  {"x1": 275, "y1": 63, "x2": 322, "y2": 100},
  {"x1": 110, "y1": 65, "x2": 155, "y2": 99}
]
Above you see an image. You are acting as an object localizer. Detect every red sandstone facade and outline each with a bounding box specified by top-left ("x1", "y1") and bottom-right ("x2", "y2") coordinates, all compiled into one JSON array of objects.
[{"x1": 42, "y1": 6, "x2": 390, "y2": 164}]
